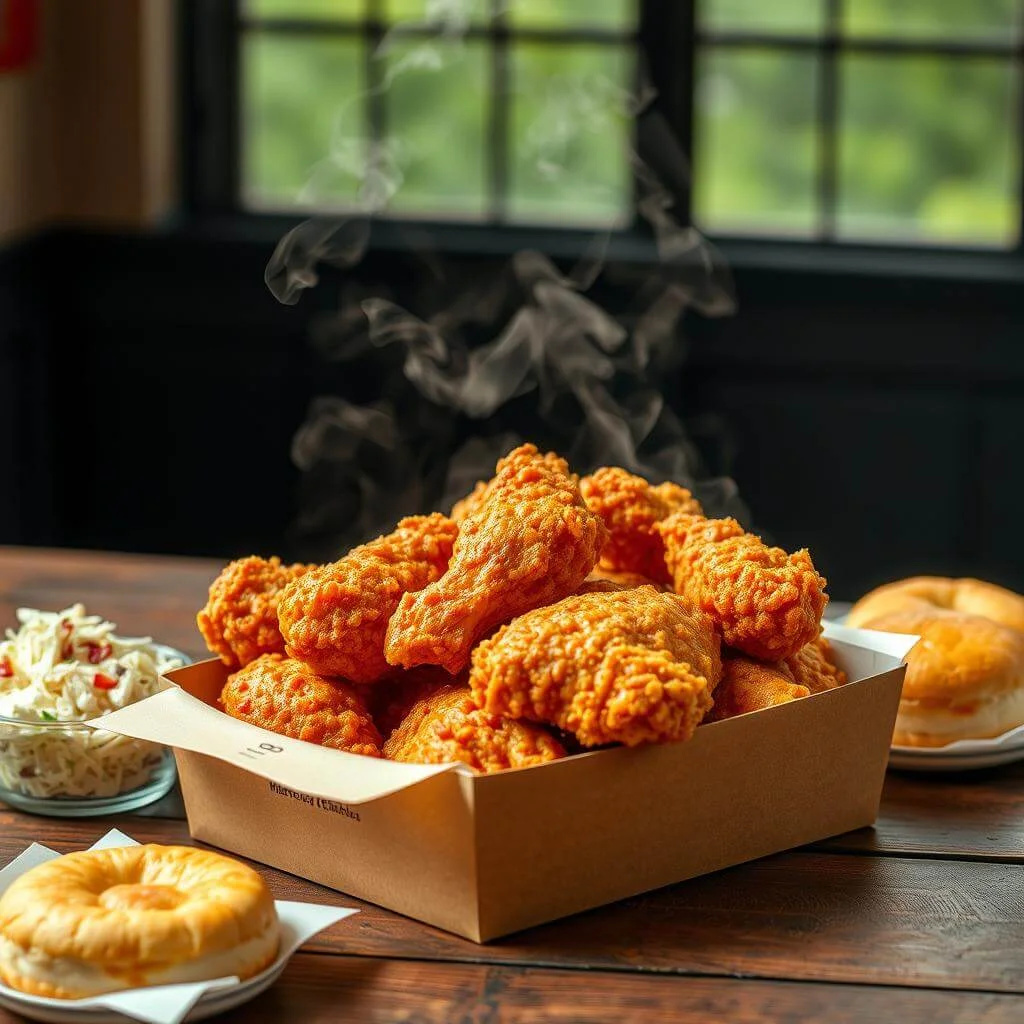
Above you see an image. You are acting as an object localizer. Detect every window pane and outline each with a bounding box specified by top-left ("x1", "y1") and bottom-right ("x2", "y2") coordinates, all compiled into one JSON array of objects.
[
  {"x1": 838, "y1": 56, "x2": 1020, "y2": 246},
  {"x1": 507, "y1": 0, "x2": 636, "y2": 32},
  {"x1": 508, "y1": 43, "x2": 634, "y2": 227},
  {"x1": 843, "y1": 0, "x2": 1019, "y2": 42},
  {"x1": 698, "y1": 0, "x2": 824, "y2": 36},
  {"x1": 693, "y1": 49, "x2": 819, "y2": 236},
  {"x1": 242, "y1": 35, "x2": 366, "y2": 210},
  {"x1": 384, "y1": 0, "x2": 490, "y2": 26},
  {"x1": 384, "y1": 40, "x2": 489, "y2": 218},
  {"x1": 244, "y1": 0, "x2": 364, "y2": 19}
]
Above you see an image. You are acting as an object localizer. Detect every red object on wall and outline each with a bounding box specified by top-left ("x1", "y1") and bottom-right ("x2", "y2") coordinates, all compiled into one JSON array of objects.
[{"x1": 0, "y1": 0, "x2": 38, "y2": 72}]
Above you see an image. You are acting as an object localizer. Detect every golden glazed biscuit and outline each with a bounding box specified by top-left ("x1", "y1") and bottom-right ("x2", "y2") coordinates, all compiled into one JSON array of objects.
[
  {"x1": 849, "y1": 576, "x2": 1024, "y2": 633},
  {"x1": 0, "y1": 845, "x2": 279, "y2": 999},
  {"x1": 850, "y1": 576, "x2": 1024, "y2": 746},
  {"x1": 856, "y1": 608, "x2": 1024, "y2": 747}
]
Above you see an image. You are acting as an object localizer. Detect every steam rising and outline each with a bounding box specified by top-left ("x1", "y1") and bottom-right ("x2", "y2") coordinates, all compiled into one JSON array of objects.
[{"x1": 265, "y1": 7, "x2": 744, "y2": 557}]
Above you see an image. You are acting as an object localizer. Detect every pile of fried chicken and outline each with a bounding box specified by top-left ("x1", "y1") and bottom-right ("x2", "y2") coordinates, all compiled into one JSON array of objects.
[{"x1": 197, "y1": 444, "x2": 844, "y2": 773}]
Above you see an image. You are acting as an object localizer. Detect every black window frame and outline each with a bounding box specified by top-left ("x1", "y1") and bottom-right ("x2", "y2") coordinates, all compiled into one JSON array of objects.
[{"x1": 182, "y1": 0, "x2": 1024, "y2": 275}]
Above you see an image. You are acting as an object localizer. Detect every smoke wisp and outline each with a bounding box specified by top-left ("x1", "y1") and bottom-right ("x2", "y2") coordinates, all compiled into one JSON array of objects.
[{"x1": 266, "y1": 7, "x2": 744, "y2": 557}]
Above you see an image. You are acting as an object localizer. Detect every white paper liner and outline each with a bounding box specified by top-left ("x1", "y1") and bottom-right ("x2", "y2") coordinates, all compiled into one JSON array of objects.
[
  {"x1": 0, "y1": 829, "x2": 358, "y2": 1024},
  {"x1": 88, "y1": 687, "x2": 459, "y2": 805}
]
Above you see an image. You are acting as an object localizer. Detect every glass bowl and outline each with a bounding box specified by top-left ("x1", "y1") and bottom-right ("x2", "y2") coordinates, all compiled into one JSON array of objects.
[{"x1": 0, "y1": 644, "x2": 188, "y2": 817}]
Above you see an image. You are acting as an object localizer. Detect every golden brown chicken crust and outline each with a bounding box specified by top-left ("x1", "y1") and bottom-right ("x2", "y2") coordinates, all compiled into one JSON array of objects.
[
  {"x1": 470, "y1": 586, "x2": 721, "y2": 747},
  {"x1": 385, "y1": 444, "x2": 606, "y2": 674},
  {"x1": 706, "y1": 634, "x2": 845, "y2": 723},
  {"x1": 221, "y1": 654, "x2": 382, "y2": 756},
  {"x1": 580, "y1": 467, "x2": 702, "y2": 583},
  {"x1": 277, "y1": 514, "x2": 458, "y2": 683},
  {"x1": 382, "y1": 685, "x2": 565, "y2": 772},
  {"x1": 705, "y1": 655, "x2": 810, "y2": 722},
  {"x1": 657, "y1": 514, "x2": 828, "y2": 662},
  {"x1": 783, "y1": 634, "x2": 846, "y2": 694},
  {"x1": 197, "y1": 556, "x2": 314, "y2": 669}
]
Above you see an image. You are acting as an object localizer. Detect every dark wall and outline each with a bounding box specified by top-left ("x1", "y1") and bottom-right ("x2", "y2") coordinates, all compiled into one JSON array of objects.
[
  {"x1": 1, "y1": 227, "x2": 1022, "y2": 602},
  {"x1": 686, "y1": 266, "x2": 1024, "y2": 599},
  {"x1": 0, "y1": 238, "x2": 56, "y2": 546}
]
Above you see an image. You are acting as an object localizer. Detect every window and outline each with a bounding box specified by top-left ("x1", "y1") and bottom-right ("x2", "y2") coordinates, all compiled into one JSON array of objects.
[
  {"x1": 192, "y1": 1, "x2": 1024, "y2": 250},
  {"x1": 694, "y1": 0, "x2": 1023, "y2": 246},
  {"x1": 238, "y1": 0, "x2": 638, "y2": 227}
]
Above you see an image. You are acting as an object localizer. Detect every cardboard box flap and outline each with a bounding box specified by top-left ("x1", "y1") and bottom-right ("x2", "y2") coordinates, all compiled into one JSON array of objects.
[
  {"x1": 88, "y1": 685, "x2": 457, "y2": 805},
  {"x1": 823, "y1": 620, "x2": 920, "y2": 663}
]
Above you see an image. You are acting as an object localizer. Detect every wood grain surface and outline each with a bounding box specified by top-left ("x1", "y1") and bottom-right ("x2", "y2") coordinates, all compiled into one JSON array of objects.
[
  {"x1": 213, "y1": 957, "x2": 1024, "y2": 1024},
  {"x1": 1, "y1": 812, "x2": 1021, "y2": 994},
  {"x1": 0, "y1": 547, "x2": 1022, "y2": 1023},
  {"x1": 816, "y1": 760, "x2": 1024, "y2": 862}
]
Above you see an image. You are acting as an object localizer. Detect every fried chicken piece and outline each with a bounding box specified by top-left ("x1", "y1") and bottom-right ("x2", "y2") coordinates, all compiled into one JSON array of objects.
[
  {"x1": 197, "y1": 556, "x2": 314, "y2": 669},
  {"x1": 705, "y1": 634, "x2": 846, "y2": 723},
  {"x1": 470, "y1": 586, "x2": 721, "y2": 747},
  {"x1": 705, "y1": 655, "x2": 810, "y2": 723},
  {"x1": 385, "y1": 444, "x2": 606, "y2": 674},
  {"x1": 278, "y1": 514, "x2": 458, "y2": 683},
  {"x1": 359, "y1": 665, "x2": 462, "y2": 739},
  {"x1": 657, "y1": 514, "x2": 828, "y2": 662},
  {"x1": 783, "y1": 633, "x2": 846, "y2": 694},
  {"x1": 221, "y1": 654, "x2": 381, "y2": 755},
  {"x1": 382, "y1": 685, "x2": 565, "y2": 772},
  {"x1": 580, "y1": 467, "x2": 703, "y2": 583}
]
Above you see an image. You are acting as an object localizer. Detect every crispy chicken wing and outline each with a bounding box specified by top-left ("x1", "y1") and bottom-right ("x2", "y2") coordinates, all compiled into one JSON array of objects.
[
  {"x1": 657, "y1": 514, "x2": 827, "y2": 662},
  {"x1": 385, "y1": 444, "x2": 606, "y2": 674},
  {"x1": 278, "y1": 514, "x2": 458, "y2": 683},
  {"x1": 220, "y1": 654, "x2": 381, "y2": 755},
  {"x1": 470, "y1": 586, "x2": 721, "y2": 747},
  {"x1": 197, "y1": 556, "x2": 314, "y2": 669},
  {"x1": 580, "y1": 467, "x2": 702, "y2": 583},
  {"x1": 705, "y1": 655, "x2": 810, "y2": 722},
  {"x1": 783, "y1": 634, "x2": 846, "y2": 694},
  {"x1": 705, "y1": 634, "x2": 846, "y2": 723},
  {"x1": 382, "y1": 685, "x2": 565, "y2": 772}
]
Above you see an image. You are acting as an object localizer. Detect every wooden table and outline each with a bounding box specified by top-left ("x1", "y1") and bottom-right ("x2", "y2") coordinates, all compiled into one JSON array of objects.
[{"x1": 1, "y1": 547, "x2": 1022, "y2": 1022}]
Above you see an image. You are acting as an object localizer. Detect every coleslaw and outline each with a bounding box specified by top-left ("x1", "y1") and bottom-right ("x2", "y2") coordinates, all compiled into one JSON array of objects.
[{"x1": 0, "y1": 605, "x2": 183, "y2": 799}]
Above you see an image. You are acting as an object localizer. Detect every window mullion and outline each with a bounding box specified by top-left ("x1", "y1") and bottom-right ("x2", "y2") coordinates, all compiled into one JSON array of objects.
[
  {"x1": 488, "y1": 0, "x2": 509, "y2": 224},
  {"x1": 365, "y1": 0, "x2": 386, "y2": 193},
  {"x1": 818, "y1": 0, "x2": 842, "y2": 240},
  {"x1": 637, "y1": 0, "x2": 696, "y2": 228},
  {"x1": 1018, "y1": 0, "x2": 1024, "y2": 251}
]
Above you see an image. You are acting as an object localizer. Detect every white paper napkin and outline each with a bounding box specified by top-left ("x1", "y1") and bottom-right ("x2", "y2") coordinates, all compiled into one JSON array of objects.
[{"x1": 0, "y1": 829, "x2": 358, "y2": 1024}]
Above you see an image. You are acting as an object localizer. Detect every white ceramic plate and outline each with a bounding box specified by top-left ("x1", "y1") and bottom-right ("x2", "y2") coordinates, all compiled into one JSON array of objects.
[
  {"x1": 888, "y1": 746, "x2": 1024, "y2": 772},
  {"x1": 0, "y1": 958, "x2": 289, "y2": 1024}
]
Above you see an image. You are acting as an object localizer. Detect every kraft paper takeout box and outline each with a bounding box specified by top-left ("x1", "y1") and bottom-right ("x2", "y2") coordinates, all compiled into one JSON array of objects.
[{"x1": 94, "y1": 622, "x2": 912, "y2": 943}]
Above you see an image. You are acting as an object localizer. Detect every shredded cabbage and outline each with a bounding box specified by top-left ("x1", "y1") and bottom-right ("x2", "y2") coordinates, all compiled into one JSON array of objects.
[{"x1": 0, "y1": 605, "x2": 183, "y2": 799}]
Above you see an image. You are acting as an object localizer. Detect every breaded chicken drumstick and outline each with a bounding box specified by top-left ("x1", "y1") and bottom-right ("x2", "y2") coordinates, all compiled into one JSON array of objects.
[{"x1": 385, "y1": 444, "x2": 606, "y2": 674}]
